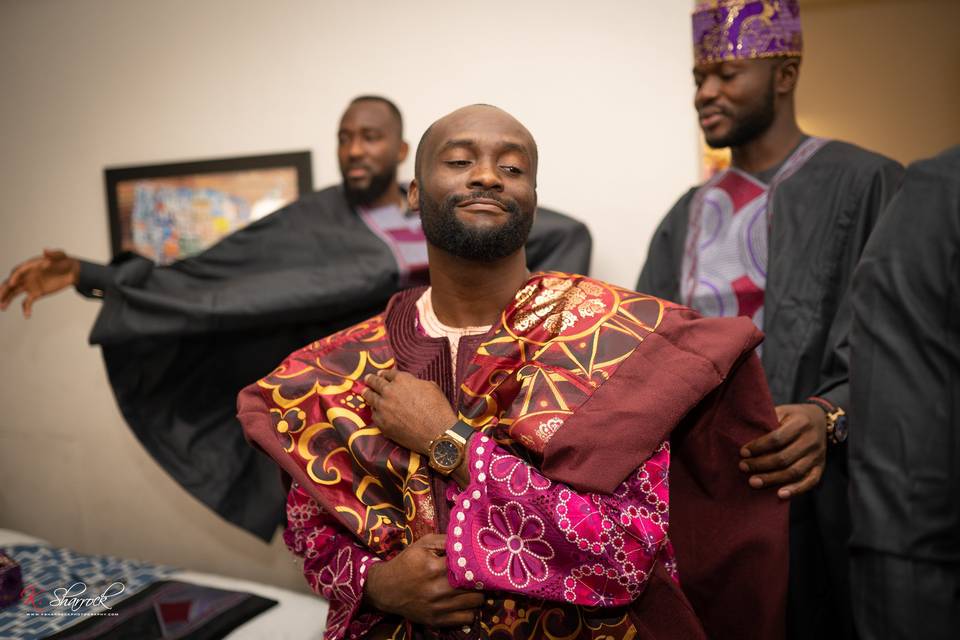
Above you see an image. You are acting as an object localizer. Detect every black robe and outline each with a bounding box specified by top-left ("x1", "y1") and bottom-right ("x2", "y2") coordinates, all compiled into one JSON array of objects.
[
  {"x1": 76, "y1": 184, "x2": 592, "y2": 540},
  {"x1": 637, "y1": 140, "x2": 903, "y2": 640},
  {"x1": 848, "y1": 146, "x2": 960, "y2": 640}
]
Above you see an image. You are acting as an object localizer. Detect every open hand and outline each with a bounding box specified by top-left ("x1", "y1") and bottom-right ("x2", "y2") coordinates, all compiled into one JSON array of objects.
[
  {"x1": 364, "y1": 533, "x2": 482, "y2": 627},
  {"x1": 0, "y1": 249, "x2": 80, "y2": 317},
  {"x1": 362, "y1": 369, "x2": 457, "y2": 455},
  {"x1": 739, "y1": 403, "x2": 827, "y2": 499}
]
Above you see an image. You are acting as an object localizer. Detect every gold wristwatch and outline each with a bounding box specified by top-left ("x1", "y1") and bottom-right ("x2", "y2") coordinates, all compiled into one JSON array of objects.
[
  {"x1": 427, "y1": 420, "x2": 475, "y2": 475},
  {"x1": 807, "y1": 397, "x2": 848, "y2": 445},
  {"x1": 824, "y1": 406, "x2": 848, "y2": 445}
]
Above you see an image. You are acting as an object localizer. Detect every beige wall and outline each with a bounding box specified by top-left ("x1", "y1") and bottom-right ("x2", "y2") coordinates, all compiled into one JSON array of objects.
[
  {"x1": 0, "y1": 0, "x2": 698, "y2": 591},
  {"x1": 797, "y1": 0, "x2": 960, "y2": 163}
]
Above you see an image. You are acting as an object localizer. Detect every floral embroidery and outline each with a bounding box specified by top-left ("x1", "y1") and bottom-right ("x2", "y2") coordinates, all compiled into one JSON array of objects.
[
  {"x1": 310, "y1": 547, "x2": 363, "y2": 637},
  {"x1": 513, "y1": 311, "x2": 538, "y2": 332},
  {"x1": 563, "y1": 561, "x2": 646, "y2": 605},
  {"x1": 577, "y1": 298, "x2": 607, "y2": 318},
  {"x1": 514, "y1": 282, "x2": 538, "y2": 306},
  {"x1": 544, "y1": 310, "x2": 577, "y2": 335},
  {"x1": 283, "y1": 485, "x2": 382, "y2": 640},
  {"x1": 508, "y1": 276, "x2": 613, "y2": 337},
  {"x1": 533, "y1": 287, "x2": 565, "y2": 306},
  {"x1": 303, "y1": 528, "x2": 325, "y2": 560},
  {"x1": 448, "y1": 440, "x2": 673, "y2": 610},
  {"x1": 478, "y1": 502, "x2": 554, "y2": 588},
  {"x1": 577, "y1": 281, "x2": 605, "y2": 297},
  {"x1": 286, "y1": 497, "x2": 320, "y2": 529},
  {"x1": 317, "y1": 547, "x2": 359, "y2": 602},
  {"x1": 489, "y1": 452, "x2": 552, "y2": 495},
  {"x1": 542, "y1": 277, "x2": 574, "y2": 292},
  {"x1": 556, "y1": 489, "x2": 620, "y2": 556},
  {"x1": 562, "y1": 286, "x2": 588, "y2": 310},
  {"x1": 535, "y1": 416, "x2": 563, "y2": 443}
]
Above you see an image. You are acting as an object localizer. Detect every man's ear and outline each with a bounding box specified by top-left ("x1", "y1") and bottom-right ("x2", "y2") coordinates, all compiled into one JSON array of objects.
[
  {"x1": 397, "y1": 140, "x2": 410, "y2": 164},
  {"x1": 775, "y1": 57, "x2": 800, "y2": 95},
  {"x1": 407, "y1": 179, "x2": 420, "y2": 212}
]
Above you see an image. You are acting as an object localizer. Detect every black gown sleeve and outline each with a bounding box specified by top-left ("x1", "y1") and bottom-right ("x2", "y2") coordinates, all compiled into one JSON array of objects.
[
  {"x1": 75, "y1": 260, "x2": 113, "y2": 298},
  {"x1": 636, "y1": 188, "x2": 696, "y2": 302},
  {"x1": 813, "y1": 158, "x2": 904, "y2": 413},
  {"x1": 88, "y1": 191, "x2": 398, "y2": 345},
  {"x1": 81, "y1": 188, "x2": 402, "y2": 539}
]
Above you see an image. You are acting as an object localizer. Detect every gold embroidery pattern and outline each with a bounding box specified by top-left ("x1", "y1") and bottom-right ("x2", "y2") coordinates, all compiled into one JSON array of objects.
[
  {"x1": 256, "y1": 315, "x2": 424, "y2": 556},
  {"x1": 461, "y1": 273, "x2": 666, "y2": 456},
  {"x1": 251, "y1": 274, "x2": 670, "y2": 565}
]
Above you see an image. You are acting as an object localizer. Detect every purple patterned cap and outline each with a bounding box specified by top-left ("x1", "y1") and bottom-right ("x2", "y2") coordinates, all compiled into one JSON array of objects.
[{"x1": 693, "y1": 0, "x2": 803, "y2": 65}]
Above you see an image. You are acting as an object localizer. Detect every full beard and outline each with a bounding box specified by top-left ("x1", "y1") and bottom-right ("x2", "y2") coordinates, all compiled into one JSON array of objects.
[
  {"x1": 343, "y1": 168, "x2": 397, "y2": 207},
  {"x1": 419, "y1": 189, "x2": 533, "y2": 263},
  {"x1": 704, "y1": 76, "x2": 776, "y2": 149}
]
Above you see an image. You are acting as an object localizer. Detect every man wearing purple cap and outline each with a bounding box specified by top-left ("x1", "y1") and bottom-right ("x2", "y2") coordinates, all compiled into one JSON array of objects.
[{"x1": 637, "y1": 2, "x2": 903, "y2": 638}]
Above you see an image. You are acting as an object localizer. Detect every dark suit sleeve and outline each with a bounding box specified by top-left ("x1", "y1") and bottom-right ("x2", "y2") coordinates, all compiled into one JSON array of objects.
[
  {"x1": 525, "y1": 206, "x2": 592, "y2": 274},
  {"x1": 636, "y1": 189, "x2": 695, "y2": 301}
]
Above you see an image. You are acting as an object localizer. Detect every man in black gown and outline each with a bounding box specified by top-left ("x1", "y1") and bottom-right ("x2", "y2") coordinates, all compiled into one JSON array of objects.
[
  {"x1": 636, "y1": 4, "x2": 902, "y2": 638},
  {"x1": 0, "y1": 95, "x2": 592, "y2": 539},
  {"x1": 848, "y1": 145, "x2": 960, "y2": 640}
]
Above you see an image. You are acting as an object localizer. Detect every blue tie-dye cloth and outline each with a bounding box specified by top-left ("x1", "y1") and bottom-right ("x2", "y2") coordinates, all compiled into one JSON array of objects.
[{"x1": 0, "y1": 543, "x2": 174, "y2": 640}]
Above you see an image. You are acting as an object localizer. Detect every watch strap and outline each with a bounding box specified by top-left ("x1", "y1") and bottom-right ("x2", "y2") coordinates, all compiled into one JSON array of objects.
[
  {"x1": 805, "y1": 396, "x2": 836, "y2": 415},
  {"x1": 447, "y1": 419, "x2": 475, "y2": 444}
]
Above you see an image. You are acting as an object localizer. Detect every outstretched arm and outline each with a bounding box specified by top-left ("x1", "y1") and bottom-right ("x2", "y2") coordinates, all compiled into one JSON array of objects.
[{"x1": 0, "y1": 249, "x2": 82, "y2": 317}]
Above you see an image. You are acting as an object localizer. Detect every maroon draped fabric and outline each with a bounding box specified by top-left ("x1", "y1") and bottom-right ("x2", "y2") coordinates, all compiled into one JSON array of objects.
[{"x1": 238, "y1": 273, "x2": 787, "y2": 639}]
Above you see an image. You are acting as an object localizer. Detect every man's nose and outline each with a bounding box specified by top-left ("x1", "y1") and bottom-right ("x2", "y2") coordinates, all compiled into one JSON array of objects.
[
  {"x1": 347, "y1": 138, "x2": 365, "y2": 159},
  {"x1": 467, "y1": 159, "x2": 503, "y2": 191},
  {"x1": 695, "y1": 76, "x2": 720, "y2": 108}
]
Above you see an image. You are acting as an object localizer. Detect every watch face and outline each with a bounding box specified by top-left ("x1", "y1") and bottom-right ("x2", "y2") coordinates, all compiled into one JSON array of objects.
[
  {"x1": 833, "y1": 415, "x2": 849, "y2": 443},
  {"x1": 432, "y1": 440, "x2": 460, "y2": 469}
]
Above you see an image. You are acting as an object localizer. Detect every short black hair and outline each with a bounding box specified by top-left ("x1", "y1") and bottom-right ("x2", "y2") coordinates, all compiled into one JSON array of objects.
[{"x1": 349, "y1": 95, "x2": 403, "y2": 137}]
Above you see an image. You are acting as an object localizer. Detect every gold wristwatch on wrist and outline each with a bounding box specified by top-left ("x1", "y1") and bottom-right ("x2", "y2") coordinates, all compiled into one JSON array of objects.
[
  {"x1": 807, "y1": 397, "x2": 848, "y2": 445},
  {"x1": 427, "y1": 420, "x2": 475, "y2": 475}
]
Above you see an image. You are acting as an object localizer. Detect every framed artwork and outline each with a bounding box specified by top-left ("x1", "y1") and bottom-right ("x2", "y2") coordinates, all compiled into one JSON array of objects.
[{"x1": 105, "y1": 151, "x2": 313, "y2": 265}]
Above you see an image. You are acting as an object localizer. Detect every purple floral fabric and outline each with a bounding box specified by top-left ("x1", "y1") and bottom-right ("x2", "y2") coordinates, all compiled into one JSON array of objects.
[
  {"x1": 445, "y1": 434, "x2": 675, "y2": 606},
  {"x1": 284, "y1": 482, "x2": 383, "y2": 640}
]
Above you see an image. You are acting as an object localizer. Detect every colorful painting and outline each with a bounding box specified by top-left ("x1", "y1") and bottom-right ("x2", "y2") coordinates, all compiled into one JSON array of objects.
[{"x1": 105, "y1": 152, "x2": 312, "y2": 265}]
